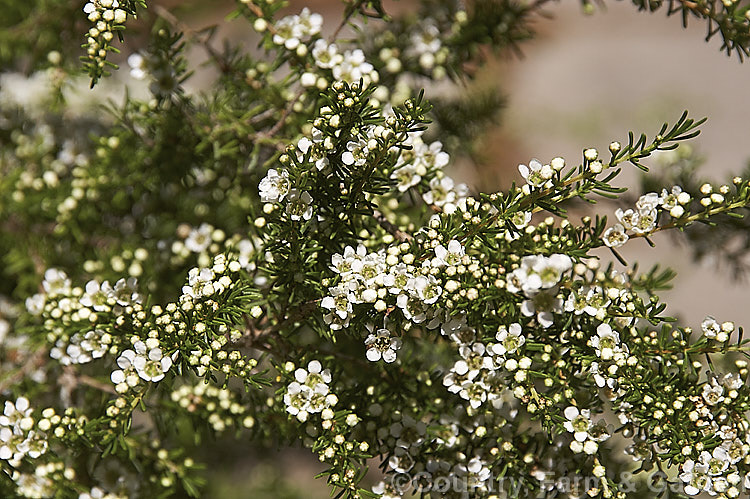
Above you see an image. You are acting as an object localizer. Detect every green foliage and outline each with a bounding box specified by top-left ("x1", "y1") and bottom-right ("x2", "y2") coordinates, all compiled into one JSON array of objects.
[
  {"x1": 2, "y1": 1, "x2": 750, "y2": 498},
  {"x1": 627, "y1": 0, "x2": 750, "y2": 60}
]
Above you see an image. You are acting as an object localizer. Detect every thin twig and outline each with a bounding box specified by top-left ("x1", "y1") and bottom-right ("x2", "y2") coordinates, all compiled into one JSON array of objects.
[
  {"x1": 243, "y1": 2, "x2": 277, "y2": 35},
  {"x1": 373, "y1": 210, "x2": 413, "y2": 242},
  {"x1": 62, "y1": 366, "x2": 118, "y2": 395},
  {"x1": 153, "y1": 5, "x2": 234, "y2": 74},
  {"x1": 250, "y1": 88, "x2": 306, "y2": 143}
]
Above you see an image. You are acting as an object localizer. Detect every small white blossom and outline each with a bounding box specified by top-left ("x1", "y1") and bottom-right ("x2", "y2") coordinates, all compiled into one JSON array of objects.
[
  {"x1": 492, "y1": 323, "x2": 525, "y2": 356},
  {"x1": 185, "y1": 223, "x2": 213, "y2": 253},
  {"x1": 285, "y1": 189, "x2": 313, "y2": 221},
  {"x1": 364, "y1": 328, "x2": 402, "y2": 363},
  {"x1": 602, "y1": 223, "x2": 628, "y2": 248},
  {"x1": 519, "y1": 159, "x2": 553, "y2": 187},
  {"x1": 433, "y1": 240, "x2": 464, "y2": 267},
  {"x1": 258, "y1": 168, "x2": 291, "y2": 203},
  {"x1": 563, "y1": 406, "x2": 592, "y2": 442}
]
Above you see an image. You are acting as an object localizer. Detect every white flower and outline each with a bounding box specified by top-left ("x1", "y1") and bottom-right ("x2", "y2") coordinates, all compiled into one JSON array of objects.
[
  {"x1": 416, "y1": 140, "x2": 450, "y2": 170},
  {"x1": 493, "y1": 323, "x2": 525, "y2": 356},
  {"x1": 185, "y1": 223, "x2": 212, "y2": 253},
  {"x1": 285, "y1": 189, "x2": 313, "y2": 221},
  {"x1": 285, "y1": 360, "x2": 333, "y2": 418},
  {"x1": 332, "y1": 49, "x2": 377, "y2": 84},
  {"x1": 454, "y1": 343, "x2": 494, "y2": 380},
  {"x1": 702, "y1": 379, "x2": 724, "y2": 406},
  {"x1": 297, "y1": 8, "x2": 322, "y2": 37},
  {"x1": 321, "y1": 286, "x2": 354, "y2": 320},
  {"x1": 312, "y1": 40, "x2": 342, "y2": 69},
  {"x1": 615, "y1": 208, "x2": 638, "y2": 230},
  {"x1": 342, "y1": 138, "x2": 369, "y2": 167},
  {"x1": 183, "y1": 267, "x2": 217, "y2": 299},
  {"x1": 383, "y1": 264, "x2": 413, "y2": 295},
  {"x1": 113, "y1": 341, "x2": 172, "y2": 385},
  {"x1": 531, "y1": 254, "x2": 572, "y2": 288},
  {"x1": 630, "y1": 208, "x2": 658, "y2": 235},
  {"x1": 25, "y1": 294, "x2": 45, "y2": 315},
  {"x1": 112, "y1": 277, "x2": 142, "y2": 306},
  {"x1": 397, "y1": 293, "x2": 428, "y2": 323},
  {"x1": 0, "y1": 397, "x2": 47, "y2": 461},
  {"x1": 701, "y1": 316, "x2": 721, "y2": 339},
  {"x1": 330, "y1": 245, "x2": 365, "y2": 277},
  {"x1": 42, "y1": 268, "x2": 70, "y2": 295},
  {"x1": 295, "y1": 360, "x2": 331, "y2": 388},
  {"x1": 371, "y1": 480, "x2": 401, "y2": 499},
  {"x1": 412, "y1": 275, "x2": 442, "y2": 304},
  {"x1": 134, "y1": 348, "x2": 172, "y2": 383},
  {"x1": 521, "y1": 288, "x2": 563, "y2": 328},
  {"x1": 563, "y1": 406, "x2": 592, "y2": 442},
  {"x1": 284, "y1": 382, "x2": 312, "y2": 417},
  {"x1": 410, "y1": 22, "x2": 441, "y2": 54},
  {"x1": 390, "y1": 414, "x2": 426, "y2": 449},
  {"x1": 459, "y1": 379, "x2": 488, "y2": 409},
  {"x1": 661, "y1": 186, "x2": 683, "y2": 210},
  {"x1": 323, "y1": 311, "x2": 350, "y2": 331},
  {"x1": 80, "y1": 280, "x2": 111, "y2": 311},
  {"x1": 636, "y1": 192, "x2": 662, "y2": 212},
  {"x1": 273, "y1": 15, "x2": 302, "y2": 50},
  {"x1": 392, "y1": 163, "x2": 421, "y2": 192},
  {"x1": 258, "y1": 168, "x2": 291, "y2": 203},
  {"x1": 510, "y1": 211, "x2": 532, "y2": 229},
  {"x1": 582, "y1": 287, "x2": 610, "y2": 317},
  {"x1": 518, "y1": 159, "x2": 553, "y2": 187},
  {"x1": 508, "y1": 254, "x2": 571, "y2": 295},
  {"x1": 365, "y1": 329, "x2": 402, "y2": 363},
  {"x1": 433, "y1": 240, "x2": 464, "y2": 267},
  {"x1": 422, "y1": 176, "x2": 468, "y2": 209},
  {"x1": 589, "y1": 323, "x2": 620, "y2": 360},
  {"x1": 350, "y1": 250, "x2": 386, "y2": 285},
  {"x1": 50, "y1": 329, "x2": 110, "y2": 365},
  {"x1": 699, "y1": 447, "x2": 730, "y2": 476},
  {"x1": 602, "y1": 223, "x2": 628, "y2": 248}
]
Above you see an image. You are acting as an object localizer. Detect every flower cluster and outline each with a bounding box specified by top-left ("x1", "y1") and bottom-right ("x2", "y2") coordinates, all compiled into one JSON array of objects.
[
  {"x1": 284, "y1": 360, "x2": 338, "y2": 422},
  {"x1": 27, "y1": 269, "x2": 143, "y2": 318},
  {"x1": 322, "y1": 240, "x2": 449, "y2": 340},
  {"x1": 506, "y1": 254, "x2": 572, "y2": 328},
  {"x1": 603, "y1": 187, "x2": 691, "y2": 247},
  {"x1": 8, "y1": 1, "x2": 750, "y2": 497},
  {"x1": 364, "y1": 325, "x2": 402, "y2": 363},
  {"x1": 79, "y1": 486, "x2": 128, "y2": 499},
  {"x1": 50, "y1": 328, "x2": 112, "y2": 366},
  {"x1": 82, "y1": 0, "x2": 132, "y2": 80},
  {"x1": 272, "y1": 8, "x2": 323, "y2": 51},
  {"x1": 111, "y1": 339, "x2": 174, "y2": 391},
  {"x1": 518, "y1": 157, "x2": 563, "y2": 189},
  {"x1": 678, "y1": 371, "x2": 750, "y2": 496},
  {"x1": 442, "y1": 319, "x2": 523, "y2": 410},
  {"x1": 0, "y1": 398, "x2": 48, "y2": 463},
  {"x1": 12, "y1": 461, "x2": 75, "y2": 498}
]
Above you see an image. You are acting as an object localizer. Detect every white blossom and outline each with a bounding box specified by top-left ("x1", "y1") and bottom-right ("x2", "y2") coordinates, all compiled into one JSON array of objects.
[
  {"x1": 258, "y1": 169, "x2": 291, "y2": 203},
  {"x1": 365, "y1": 329, "x2": 402, "y2": 363}
]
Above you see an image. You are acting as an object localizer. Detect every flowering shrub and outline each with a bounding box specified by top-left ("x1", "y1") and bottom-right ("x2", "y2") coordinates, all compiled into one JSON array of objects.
[{"x1": 3, "y1": 0, "x2": 750, "y2": 498}]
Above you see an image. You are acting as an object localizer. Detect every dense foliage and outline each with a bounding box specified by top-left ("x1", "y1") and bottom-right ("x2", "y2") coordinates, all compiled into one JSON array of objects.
[{"x1": 2, "y1": 1, "x2": 750, "y2": 498}]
